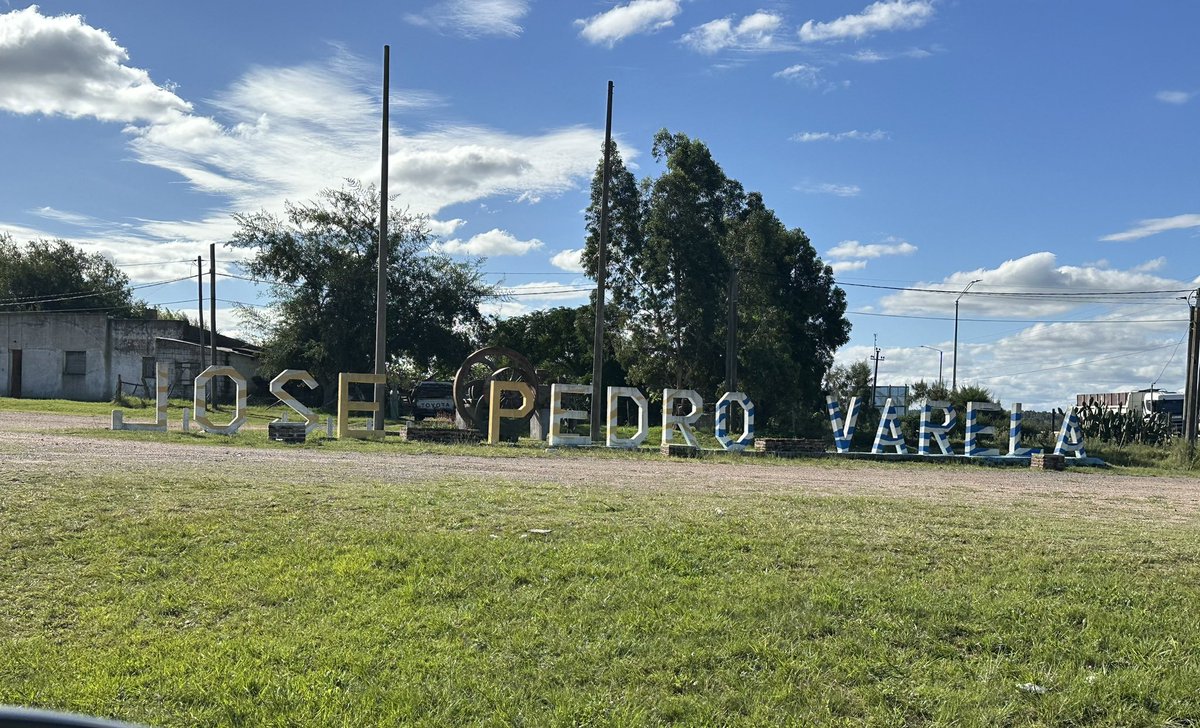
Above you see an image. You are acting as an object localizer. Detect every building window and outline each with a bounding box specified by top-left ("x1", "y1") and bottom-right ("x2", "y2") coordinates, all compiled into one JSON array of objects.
[
  {"x1": 142, "y1": 357, "x2": 157, "y2": 380},
  {"x1": 64, "y1": 351, "x2": 87, "y2": 376},
  {"x1": 175, "y1": 361, "x2": 199, "y2": 384}
]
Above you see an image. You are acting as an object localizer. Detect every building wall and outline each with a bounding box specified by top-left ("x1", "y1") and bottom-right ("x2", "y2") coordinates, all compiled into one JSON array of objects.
[
  {"x1": 1, "y1": 313, "x2": 113, "y2": 399},
  {"x1": 1, "y1": 312, "x2": 196, "y2": 401}
]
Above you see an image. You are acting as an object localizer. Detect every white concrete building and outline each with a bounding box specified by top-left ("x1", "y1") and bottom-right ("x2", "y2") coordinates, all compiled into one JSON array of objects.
[{"x1": 1, "y1": 312, "x2": 259, "y2": 401}]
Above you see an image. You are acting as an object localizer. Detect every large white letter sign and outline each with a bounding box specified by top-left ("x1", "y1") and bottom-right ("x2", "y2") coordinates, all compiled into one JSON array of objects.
[
  {"x1": 606, "y1": 386, "x2": 649, "y2": 448},
  {"x1": 662, "y1": 389, "x2": 704, "y2": 448},
  {"x1": 112, "y1": 361, "x2": 169, "y2": 432},
  {"x1": 825, "y1": 396, "x2": 862, "y2": 453},
  {"x1": 871, "y1": 398, "x2": 908, "y2": 454},
  {"x1": 1007, "y1": 402, "x2": 1040, "y2": 457},
  {"x1": 270, "y1": 369, "x2": 321, "y2": 435},
  {"x1": 337, "y1": 372, "x2": 385, "y2": 441},
  {"x1": 548, "y1": 383, "x2": 591, "y2": 447},
  {"x1": 918, "y1": 401, "x2": 956, "y2": 456},
  {"x1": 488, "y1": 380, "x2": 535, "y2": 445},
  {"x1": 715, "y1": 391, "x2": 755, "y2": 451},
  {"x1": 193, "y1": 365, "x2": 248, "y2": 435},
  {"x1": 964, "y1": 401, "x2": 1001, "y2": 456},
  {"x1": 1054, "y1": 408, "x2": 1087, "y2": 458}
]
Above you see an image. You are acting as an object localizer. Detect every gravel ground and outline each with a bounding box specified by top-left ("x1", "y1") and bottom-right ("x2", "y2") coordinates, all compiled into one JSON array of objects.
[{"x1": 2, "y1": 410, "x2": 1198, "y2": 523}]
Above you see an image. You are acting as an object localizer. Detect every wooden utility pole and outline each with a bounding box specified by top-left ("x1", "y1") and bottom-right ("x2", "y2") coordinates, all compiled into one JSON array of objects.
[
  {"x1": 209, "y1": 244, "x2": 217, "y2": 366},
  {"x1": 196, "y1": 256, "x2": 206, "y2": 373},
  {"x1": 373, "y1": 45, "x2": 390, "y2": 432},
  {"x1": 1185, "y1": 292, "x2": 1199, "y2": 451},
  {"x1": 870, "y1": 335, "x2": 884, "y2": 410},
  {"x1": 590, "y1": 81, "x2": 614, "y2": 441},
  {"x1": 209, "y1": 243, "x2": 217, "y2": 401},
  {"x1": 725, "y1": 264, "x2": 738, "y2": 393}
]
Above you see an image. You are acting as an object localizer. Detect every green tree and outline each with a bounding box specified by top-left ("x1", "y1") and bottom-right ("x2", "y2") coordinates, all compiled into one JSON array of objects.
[
  {"x1": 908, "y1": 379, "x2": 952, "y2": 403},
  {"x1": 489, "y1": 306, "x2": 592, "y2": 382},
  {"x1": 0, "y1": 234, "x2": 147, "y2": 316},
  {"x1": 597, "y1": 129, "x2": 745, "y2": 395},
  {"x1": 824, "y1": 360, "x2": 873, "y2": 404},
  {"x1": 729, "y1": 193, "x2": 850, "y2": 425},
  {"x1": 230, "y1": 181, "x2": 493, "y2": 396},
  {"x1": 582, "y1": 131, "x2": 850, "y2": 426},
  {"x1": 582, "y1": 140, "x2": 644, "y2": 322},
  {"x1": 952, "y1": 384, "x2": 997, "y2": 411}
]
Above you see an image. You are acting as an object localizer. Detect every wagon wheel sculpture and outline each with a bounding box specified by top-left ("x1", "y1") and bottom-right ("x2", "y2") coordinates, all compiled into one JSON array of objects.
[{"x1": 453, "y1": 346, "x2": 541, "y2": 432}]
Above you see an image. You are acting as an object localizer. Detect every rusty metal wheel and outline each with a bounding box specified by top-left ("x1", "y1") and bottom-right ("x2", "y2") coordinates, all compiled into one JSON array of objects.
[{"x1": 452, "y1": 346, "x2": 541, "y2": 432}]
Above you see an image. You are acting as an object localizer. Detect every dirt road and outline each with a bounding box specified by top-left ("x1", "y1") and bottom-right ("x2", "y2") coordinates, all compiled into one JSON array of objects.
[{"x1": 1, "y1": 410, "x2": 1197, "y2": 522}]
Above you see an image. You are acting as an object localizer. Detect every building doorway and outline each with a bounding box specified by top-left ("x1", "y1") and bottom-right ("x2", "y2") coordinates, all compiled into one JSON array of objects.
[{"x1": 8, "y1": 349, "x2": 22, "y2": 398}]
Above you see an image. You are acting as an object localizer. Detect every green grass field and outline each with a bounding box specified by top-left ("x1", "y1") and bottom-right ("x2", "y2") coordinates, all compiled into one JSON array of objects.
[{"x1": 4, "y1": 439, "x2": 1200, "y2": 726}]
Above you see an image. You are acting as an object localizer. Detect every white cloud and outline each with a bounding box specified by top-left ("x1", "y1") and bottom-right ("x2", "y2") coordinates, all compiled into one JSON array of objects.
[
  {"x1": 0, "y1": 5, "x2": 191, "y2": 123},
  {"x1": 798, "y1": 182, "x2": 861, "y2": 197},
  {"x1": 426, "y1": 218, "x2": 466, "y2": 237},
  {"x1": 681, "y1": 11, "x2": 784, "y2": 54},
  {"x1": 1, "y1": 8, "x2": 608, "y2": 257},
  {"x1": 791, "y1": 129, "x2": 889, "y2": 142},
  {"x1": 835, "y1": 314, "x2": 1190, "y2": 411},
  {"x1": 576, "y1": 0, "x2": 681, "y2": 47},
  {"x1": 550, "y1": 248, "x2": 585, "y2": 273},
  {"x1": 834, "y1": 253, "x2": 1194, "y2": 410},
  {"x1": 1133, "y1": 257, "x2": 1167, "y2": 273},
  {"x1": 1155, "y1": 90, "x2": 1195, "y2": 105},
  {"x1": 481, "y1": 280, "x2": 592, "y2": 319},
  {"x1": 405, "y1": 0, "x2": 529, "y2": 38},
  {"x1": 799, "y1": 0, "x2": 934, "y2": 43},
  {"x1": 773, "y1": 64, "x2": 822, "y2": 84},
  {"x1": 827, "y1": 239, "x2": 917, "y2": 259},
  {"x1": 830, "y1": 259, "x2": 868, "y2": 274},
  {"x1": 436, "y1": 228, "x2": 543, "y2": 256},
  {"x1": 1100, "y1": 214, "x2": 1200, "y2": 242},
  {"x1": 848, "y1": 47, "x2": 933, "y2": 62},
  {"x1": 0, "y1": 7, "x2": 614, "y2": 284},
  {"x1": 878, "y1": 252, "x2": 1192, "y2": 320}
]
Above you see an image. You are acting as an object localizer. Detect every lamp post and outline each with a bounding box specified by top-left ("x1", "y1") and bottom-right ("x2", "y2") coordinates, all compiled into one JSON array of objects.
[
  {"x1": 920, "y1": 345, "x2": 944, "y2": 391},
  {"x1": 951, "y1": 279, "x2": 981, "y2": 391}
]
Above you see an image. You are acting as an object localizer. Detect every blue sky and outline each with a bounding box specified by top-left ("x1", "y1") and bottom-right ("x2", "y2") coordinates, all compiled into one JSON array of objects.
[{"x1": 1, "y1": 1, "x2": 1197, "y2": 409}]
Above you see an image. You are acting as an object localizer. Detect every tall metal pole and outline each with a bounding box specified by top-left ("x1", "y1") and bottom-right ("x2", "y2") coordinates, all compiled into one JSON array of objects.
[
  {"x1": 209, "y1": 243, "x2": 217, "y2": 402},
  {"x1": 870, "y1": 334, "x2": 883, "y2": 410},
  {"x1": 951, "y1": 279, "x2": 981, "y2": 391},
  {"x1": 1185, "y1": 294, "x2": 1199, "y2": 451},
  {"x1": 196, "y1": 256, "x2": 207, "y2": 373},
  {"x1": 590, "y1": 80, "x2": 614, "y2": 441},
  {"x1": 373, "y1": 45, "x2": 390, "y2": 432},
  {"x1": 725, "y1": 264, "x2": 738, "y2": 393},
  {"x1": 209, "y1": 243, "x2": 217, "y2": 367}
]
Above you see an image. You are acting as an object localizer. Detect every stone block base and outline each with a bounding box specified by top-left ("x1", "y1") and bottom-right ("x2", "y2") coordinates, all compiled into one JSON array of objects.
[
  {"x1": 399, "y1": 425, "x2": 483, "y2": 445},
  {"x1": 268, "y1": 421, "x2": 307, "y2": 444},
  {"x1": 660, "y1": 443, "x2": 700, "y2": 458},
  {"x1": 754, "y1": 437, "x2": 826, "y2": 454},
  {"x1": 1031, "y1": 453, "x2": 1066, "y2": 471}
]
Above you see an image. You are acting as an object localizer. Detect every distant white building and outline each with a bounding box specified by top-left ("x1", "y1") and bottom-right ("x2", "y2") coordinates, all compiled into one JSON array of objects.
[{"x1": 1, "y1": 311, "x2": 260, "y2": 401}]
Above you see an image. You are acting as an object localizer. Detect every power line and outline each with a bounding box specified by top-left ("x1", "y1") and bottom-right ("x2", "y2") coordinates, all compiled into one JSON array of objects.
[
  {"x1": 971, "y1": 342, "x2": 1181, "y2": 382},
  {"x1": 834, "y1": 280, "x2": 1191, "y2": 297},
  {"x1": 0, "y1": 275, "x2": 196, "y2": 308},
  {"x1": 113, "y1": 258, "x2": 195, "y2": 268},
  {"x1": 846, "y1": 310, "x2": 1189, "y2": 324}
]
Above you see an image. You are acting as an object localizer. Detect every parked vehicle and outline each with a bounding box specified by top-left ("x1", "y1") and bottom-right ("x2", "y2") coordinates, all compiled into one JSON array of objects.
[{"x1": 410, "y1": 380, "x2": 453, "y2": 421}]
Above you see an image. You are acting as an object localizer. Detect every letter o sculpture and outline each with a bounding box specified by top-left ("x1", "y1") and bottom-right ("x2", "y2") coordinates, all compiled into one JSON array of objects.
[
  {"x1": 193, "y1": 366, "x2": 248, "y2": 435},
  {"x1": 715, "y1": 391, "x2": 755, "y2": 451}
]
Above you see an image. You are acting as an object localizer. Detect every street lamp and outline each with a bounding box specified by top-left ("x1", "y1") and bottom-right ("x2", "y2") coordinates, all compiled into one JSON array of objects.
[
  {"x1": 919, "y1": 345, "x2": 944, "y2": 390},
  {"x1": 951, "y1": 279, "x2": 982, "y2": 391}
]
